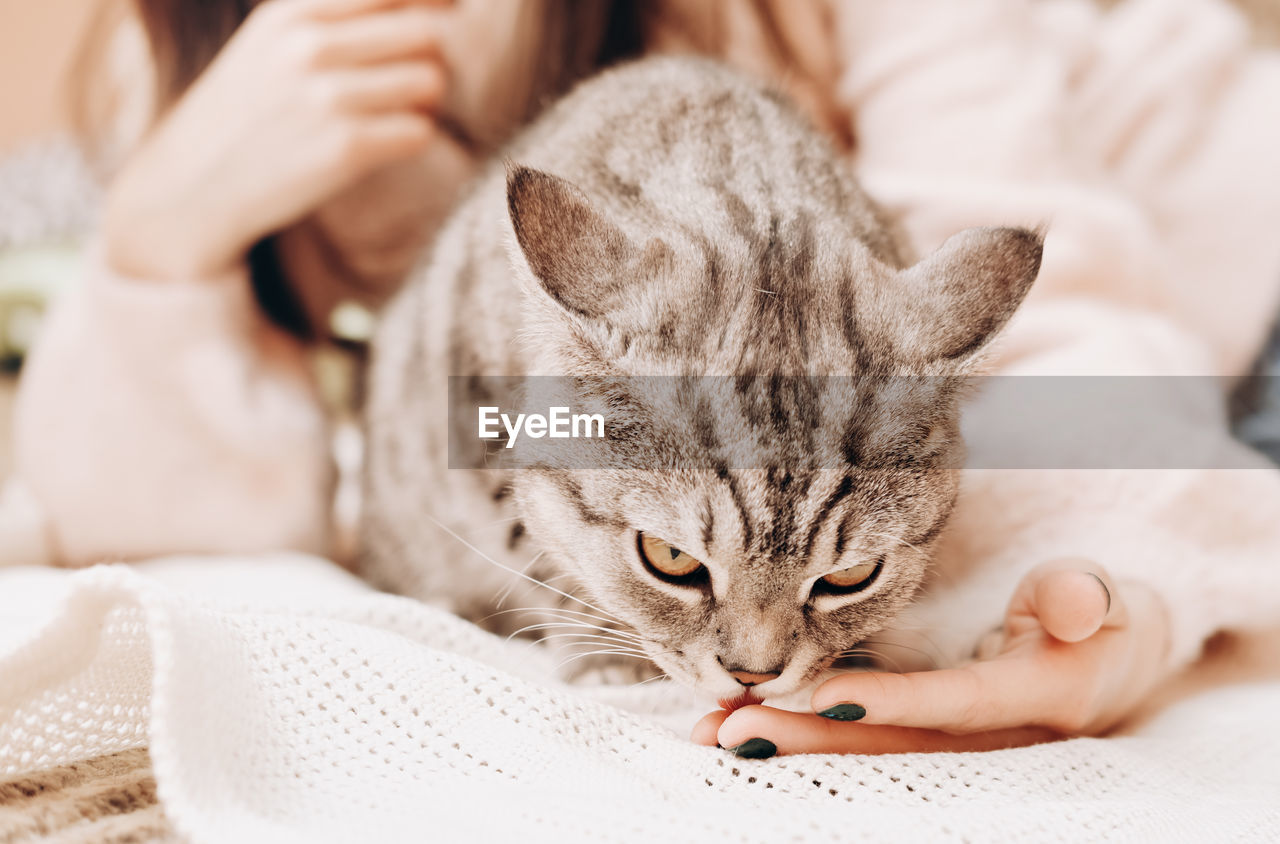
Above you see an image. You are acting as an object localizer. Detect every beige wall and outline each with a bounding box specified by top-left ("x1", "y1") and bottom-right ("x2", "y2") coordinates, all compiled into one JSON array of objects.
[{"x1": 0, "y1": 0, "x2": 104, "y2": 153}]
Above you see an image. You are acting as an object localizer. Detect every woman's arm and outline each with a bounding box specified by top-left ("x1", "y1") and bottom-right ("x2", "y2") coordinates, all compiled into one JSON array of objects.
[
  {"x1": 694, "y1": 0, "x2": 1280, "y2": 754},
  {"x1": 12, "y1": 250, "x2": 332, "y2": 565},
  {"x1": 825, "y1": 0, "x2": 1280, "y2": 669},
  {"x1": 9, "y1": 0, "x2": 458, "y2": 565}
]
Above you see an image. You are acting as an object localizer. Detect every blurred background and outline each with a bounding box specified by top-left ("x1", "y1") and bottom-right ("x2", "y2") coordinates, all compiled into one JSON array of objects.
[
  {"x1": 2, "y1": 0, "x2": 1280, "y2": 487},
  {"x1": 1, "y1": 0, "x2": 102, "y2": 482}
]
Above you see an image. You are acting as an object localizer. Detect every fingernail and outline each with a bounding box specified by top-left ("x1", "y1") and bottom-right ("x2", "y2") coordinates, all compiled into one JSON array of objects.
[
  {"x1": 1088, "y1": 572, "x2": 1112, "y2": 614},
  {"x1": 817, "y1": 703, "x2": 866, "y2": 721},
  {"x1": 727, "y1": 738, "x2": 777, "y2": 759}
]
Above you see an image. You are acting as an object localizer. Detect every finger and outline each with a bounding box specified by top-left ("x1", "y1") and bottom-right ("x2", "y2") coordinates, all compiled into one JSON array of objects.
[
  {"x1": 1006, "y1": 560, "x2": 1125, "y2": 644},
  {"x1": 340, "y1": 113, "x2": 434, "y2": 170},
  {"x1": 312, "y1": 7, "x2": 445, "y2": 65},
  {"x1": 809, "y1": 658, "x2": 1063, "y2": 734},
  {"x1": 324, "y1": 61, "x2": 446, "y2": 111},
  {"x1": 716, "y1": 706, "x2": 1060, "y2": 756},
  {"x1": 691, "y1": 709, "x2": 731, "y2": 747},
  {"x1": 1035, "y1": 570, "x2": 1112, "y2": 643}
]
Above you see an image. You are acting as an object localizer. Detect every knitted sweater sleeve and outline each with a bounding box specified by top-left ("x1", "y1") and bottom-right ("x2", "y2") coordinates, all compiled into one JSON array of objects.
[{"x1": 9, "y1": 247, "x2": 332, "y2": 565}]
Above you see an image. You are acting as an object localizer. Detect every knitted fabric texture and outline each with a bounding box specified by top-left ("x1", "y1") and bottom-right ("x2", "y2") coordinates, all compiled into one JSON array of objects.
[{"x1": 1, "y1": 556, "x2": 1277, "y2": 844}]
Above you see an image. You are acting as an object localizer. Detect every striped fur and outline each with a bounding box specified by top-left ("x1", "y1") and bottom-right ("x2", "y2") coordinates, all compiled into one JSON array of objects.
[{"x1": 361, "y1": 58, "x2": 1041, "y2": 700}]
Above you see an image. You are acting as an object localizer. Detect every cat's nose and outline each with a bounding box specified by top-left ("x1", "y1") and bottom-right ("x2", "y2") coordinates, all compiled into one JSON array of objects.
[{"x1": 728, "y1": 669, "x2": 782, "y2": 686}]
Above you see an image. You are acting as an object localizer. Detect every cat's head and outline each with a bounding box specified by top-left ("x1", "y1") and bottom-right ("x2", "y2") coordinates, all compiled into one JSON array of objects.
[{"x1": 504, "y1": 165, "x2": 1042, "y2": 700}]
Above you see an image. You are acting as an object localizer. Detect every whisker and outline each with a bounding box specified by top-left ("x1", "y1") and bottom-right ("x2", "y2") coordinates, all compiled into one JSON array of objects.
[
  {"x1": 535, "y1": 605, "x2": 632, "y2": 629},
  {"x1": 861, "y1": 637, "x2": 946, "y2": 668},
  {"x1": 483, "y1": 515, "x2": 526, "y2": 527},
  {"x1": 627, "y1": 673, "x2": 672, "y2": 690},
  {"x1": 555, "y1": 647, "x2": 681, "y2": 673},
  {"x1": 870, "y1": 623, "x2": 961, "y2": 660},
  {"x1": 834, "y1": 644, "x2": 907, "y2": 674},
  {"x1": 423, "y1": 513, "x2": 622, "y2": 621},
  {"x1": 507, "y1": 617, "x2": 635, "y2": 633},
  {"x1": 555, "y1": 649, "x2": 656, "y2": 670},
  {"x1": 507, "y1": 622, "x2": 644, "y2": 644},
  {"x1": 835, "y1": 648, "x2": 880, "y2": 659},
  {"x1": 495, "y1": 551, "x2": 545, "y2": 609},
  {"x1": 831, "y1": 650, "x2": 882, "y2": 668},
  {"x1": 878, "y1": 620, "x2": 974, "y2": 635},
  {"x1": 528, "y1": 632, "x2": 649, "y2": 652},
  {"x1": 501, "y1": 610, "x2": 644, "y2": 637},
  {"x1": 485, "y1": 605, "x2": 632, "y2": 632}
]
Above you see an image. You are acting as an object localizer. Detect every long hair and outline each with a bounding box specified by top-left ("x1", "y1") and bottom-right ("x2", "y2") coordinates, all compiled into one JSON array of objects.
[{"x1": 77, "y1": 0, "x2": 640, "y2": 337}]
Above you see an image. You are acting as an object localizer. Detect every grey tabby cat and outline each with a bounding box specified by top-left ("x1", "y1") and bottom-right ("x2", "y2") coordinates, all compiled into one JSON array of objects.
[{"x1": 361, "y1": 57, "x2": 1042, "y2": 703}]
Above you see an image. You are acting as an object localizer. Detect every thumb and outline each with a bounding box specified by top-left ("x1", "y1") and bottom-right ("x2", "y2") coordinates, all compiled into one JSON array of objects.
[{"x1": 1005, "y1": 560, "x2": 1122, "y2": 644}]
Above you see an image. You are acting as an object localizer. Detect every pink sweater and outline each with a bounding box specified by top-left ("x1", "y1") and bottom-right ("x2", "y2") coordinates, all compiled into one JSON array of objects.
[{"x1": 6, "y1": 0, "x2": 1280, "y2": 670}]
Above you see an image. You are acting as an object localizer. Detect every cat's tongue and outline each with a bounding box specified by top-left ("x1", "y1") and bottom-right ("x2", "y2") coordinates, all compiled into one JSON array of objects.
[{"x1": 718, "y1": 690, "x2": 763, "y2": 712}]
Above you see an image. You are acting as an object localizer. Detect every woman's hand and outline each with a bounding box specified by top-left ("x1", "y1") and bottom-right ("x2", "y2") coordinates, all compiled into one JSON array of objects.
[
  {"x1": 692, "y1": 561, "x2": 1172, "y2": 757},
  {"x1": 104, "y1": 0, "x2": 450, "y2": 281}
]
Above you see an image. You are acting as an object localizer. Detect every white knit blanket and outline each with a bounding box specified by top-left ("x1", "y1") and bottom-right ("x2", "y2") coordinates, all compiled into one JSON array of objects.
[{"x1": 0, "y1": 555, "x2": 1276, "y2": 843}]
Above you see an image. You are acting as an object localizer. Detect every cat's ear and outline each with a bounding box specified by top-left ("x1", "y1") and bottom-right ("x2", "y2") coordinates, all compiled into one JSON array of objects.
[
  {"x1": 507, "y1": 164, "x2": 637, "y2": 318},
  {"x1": 874, "y1": 227, "x2": 1043, "y2": 367}
]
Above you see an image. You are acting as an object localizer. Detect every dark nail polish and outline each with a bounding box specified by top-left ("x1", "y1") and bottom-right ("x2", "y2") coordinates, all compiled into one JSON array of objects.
[
  {"x1": 728, "y1": 738, "x2": 777, "y2": 759},
  {"x1": 817, "y1": 703, "x2": 866, "y2": 721}
]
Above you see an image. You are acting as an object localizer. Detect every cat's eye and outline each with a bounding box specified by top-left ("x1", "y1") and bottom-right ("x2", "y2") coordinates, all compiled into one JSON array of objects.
[
  {"x1": 812, "y1": 558, "x2": 883, "y2": 597},
  {"x1": 637, "y1": 533, "x2": 708, "y2": 586}
]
